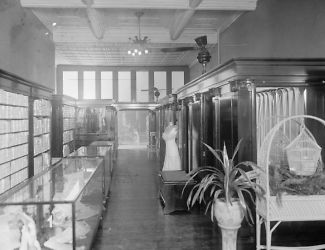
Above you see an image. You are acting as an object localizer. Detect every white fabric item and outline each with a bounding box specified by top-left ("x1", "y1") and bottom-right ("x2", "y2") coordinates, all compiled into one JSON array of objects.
[
  {"x1": 52, "y1": 202, "x2": 99, "y2": 227},
  {"x1": 43, "y1": 239, "x2": 72, "y2": 250},
  {"x1": 0, "y1": 214, "x2": 20, "y2": 250},
  {"x1": 162, "y1": 124, "x2": 181, "y2": 171},
  {"x1": 0, "y1": 211, "x2": 41, "y2": 250},
  {"x1": 76, "y1": 203, "x2": 99, "y2": 220},
  {"x1": 44, "y1": 221, "x2": 90, "y2": 249},
  {"x1": 52, "y1": 205, "x2": 72, "y2": 226},
  {"x1": 18, "y1": 212, "x2": 41, "y2": 250}
]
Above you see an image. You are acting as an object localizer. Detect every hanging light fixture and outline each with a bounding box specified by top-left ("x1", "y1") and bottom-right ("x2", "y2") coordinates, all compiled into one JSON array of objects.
[{"x1": 128, "y1": 11, "x2": 150, "y2": 56}]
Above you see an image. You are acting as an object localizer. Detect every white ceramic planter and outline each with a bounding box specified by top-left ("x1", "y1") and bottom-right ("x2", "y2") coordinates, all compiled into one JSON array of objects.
[{"x1": 214, "y1": 199, "x2": 245, "y2": 250}]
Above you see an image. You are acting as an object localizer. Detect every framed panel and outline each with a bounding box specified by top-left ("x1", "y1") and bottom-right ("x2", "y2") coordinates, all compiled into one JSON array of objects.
[{"x1": 219, "y1": 95, "x2": 238, "y2": 157}]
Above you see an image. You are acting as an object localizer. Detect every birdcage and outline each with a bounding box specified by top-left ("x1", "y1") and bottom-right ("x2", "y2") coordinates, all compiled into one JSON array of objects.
[
  {"x1": 269, "y1": 129, "x2": 290, "y2": 167},
  {"x1": 285, "y1": 126, "x2": 322, "y2": 176}
]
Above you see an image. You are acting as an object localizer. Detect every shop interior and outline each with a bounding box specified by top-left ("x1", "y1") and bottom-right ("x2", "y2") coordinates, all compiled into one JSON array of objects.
[{"x1": 1, "y1": 0, "x2": 325, "y2": 250}]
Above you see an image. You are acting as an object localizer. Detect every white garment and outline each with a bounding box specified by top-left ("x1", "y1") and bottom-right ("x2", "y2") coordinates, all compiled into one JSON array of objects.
[
  {"x1": 162, "y1": 124, "x2": 181, "y2": 171},
  {"x1": 0, "y1": 214, "x2": 20, "y2": 250},
  {"x1": 44, "y1": 221, "x2": 90, "y2": 249}
]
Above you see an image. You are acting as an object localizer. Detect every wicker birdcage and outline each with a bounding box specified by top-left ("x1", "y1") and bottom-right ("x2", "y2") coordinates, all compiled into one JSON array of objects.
[
  {"x1": 285, "y1": 126, "x2": 322, "y2": 176},
  {"x1": 269, "y1": 129, "x2": 290, "y2": 167}
]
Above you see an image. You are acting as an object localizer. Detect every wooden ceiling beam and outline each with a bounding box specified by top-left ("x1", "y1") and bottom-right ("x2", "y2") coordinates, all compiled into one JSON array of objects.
[
  {"x1": 81, "y1": 0, "x2": 105, "y2": 40},
  {"x1": 189, "y1": 0, "x2": 203, "y2": 8},
  {"x1": 169, "y1": 0, "x2": 203, "y2": 41},
  {"x1": 169, "y1": 10, "x2": 195, "y2": 41},
  {"x1": 21, "y1": 0, "x2": 257, "y2": 11}
]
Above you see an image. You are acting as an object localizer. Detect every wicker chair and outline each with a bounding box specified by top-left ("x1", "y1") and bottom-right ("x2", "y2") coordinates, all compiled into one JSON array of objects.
[{"x1": 256, "y1": 115, "x2": 325, "y2": 250}]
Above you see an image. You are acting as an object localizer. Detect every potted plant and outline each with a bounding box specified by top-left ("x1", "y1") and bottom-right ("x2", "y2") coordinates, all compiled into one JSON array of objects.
[{"x1": 184, "y1": 140, "x2": 265, "y2": 250}]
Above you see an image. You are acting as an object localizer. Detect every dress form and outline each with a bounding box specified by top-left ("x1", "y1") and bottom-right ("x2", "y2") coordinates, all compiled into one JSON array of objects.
[{"x1": 162, "y1": 123, "x2": 181, "y2": 171}]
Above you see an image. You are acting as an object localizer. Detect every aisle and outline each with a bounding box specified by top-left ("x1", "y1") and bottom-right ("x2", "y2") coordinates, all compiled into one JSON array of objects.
[{"x1": 92, "y1": 148, "x2": 252, "y2": 250}]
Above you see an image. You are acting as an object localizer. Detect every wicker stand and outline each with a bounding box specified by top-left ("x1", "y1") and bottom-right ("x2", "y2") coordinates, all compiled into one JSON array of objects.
[{"x1": 256, "y1": 115, "x2": 325, "y2": 250}]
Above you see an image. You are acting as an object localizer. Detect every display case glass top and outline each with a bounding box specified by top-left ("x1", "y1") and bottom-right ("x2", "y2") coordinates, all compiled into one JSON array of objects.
[{"x1": 0, "y1": 157, "x2": 103, "y2": 203}]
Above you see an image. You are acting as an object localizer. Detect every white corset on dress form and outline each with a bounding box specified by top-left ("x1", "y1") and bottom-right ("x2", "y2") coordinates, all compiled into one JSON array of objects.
[{"x1": 162, "y1": 124, "x2": 181, "y2": 171}]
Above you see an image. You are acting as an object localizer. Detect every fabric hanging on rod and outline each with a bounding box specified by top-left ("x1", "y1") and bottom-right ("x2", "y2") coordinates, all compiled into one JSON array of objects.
[{"x1": 256, "y1": 87, "x2": 306, "y2": 154}]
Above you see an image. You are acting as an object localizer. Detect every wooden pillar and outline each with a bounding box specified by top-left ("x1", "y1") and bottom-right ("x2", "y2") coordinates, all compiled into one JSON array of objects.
[
  {"x1": 167, "y1": 70, "x2": 172, "y2": 95},
  {"x1": 96, "y1": 70, "x2": 101, "y2": 99},
  {"x1": 131, "y1": 70, "x2": 136, "y2": 102},
  {"x1": 28, "y1": 97, "x2": 34, "y2": 178},
  {"x1": 56, "y1": 66, "x2": 63, "y2": 95},
  {"x1": 78, "y1": 71, "x2": 83, "y2": 100},
  {"x1": 113, "y1": 70, "x2": 118, "y2": 101},
  {"x1": 149, "y1": 70, "x2": 154, "y2": 102}
]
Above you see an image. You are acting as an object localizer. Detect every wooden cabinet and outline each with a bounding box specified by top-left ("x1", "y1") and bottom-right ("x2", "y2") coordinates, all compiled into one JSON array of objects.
[
  {"x1": 0, "y1": 69, "x2": 53, "y2": 195},
  {"x1": 51, "y1": 95, "x2": 77, "y2": 157},
  {"x1": 157, "y1": 58, "x2": 325, "y2": 171},
  {"x1": 33, "y1": 98, "x2": 51, "y2": 174}
]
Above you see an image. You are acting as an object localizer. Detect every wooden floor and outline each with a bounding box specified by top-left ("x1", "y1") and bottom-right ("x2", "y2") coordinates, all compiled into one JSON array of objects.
[
  {"x1": 92, "y1": 148, "x2": 325, "y2": 250},
  {"x1": 92, "y1": 148, "x2": 255, "y2": 250}
]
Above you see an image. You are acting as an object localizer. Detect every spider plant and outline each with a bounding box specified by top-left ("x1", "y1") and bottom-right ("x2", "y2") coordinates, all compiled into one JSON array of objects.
[{"x1": 184, "y1": 139, "x2": 265, "y2": 223}]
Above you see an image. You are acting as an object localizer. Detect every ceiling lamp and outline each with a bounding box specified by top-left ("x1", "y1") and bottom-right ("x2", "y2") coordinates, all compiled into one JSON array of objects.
[{"x1": 128, "y1": 11, "x2": 150, "y2": 56}]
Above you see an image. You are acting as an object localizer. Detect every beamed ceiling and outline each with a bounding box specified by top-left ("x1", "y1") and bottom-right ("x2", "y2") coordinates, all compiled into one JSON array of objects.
[{"x1": 20, "y1": 0, "x2": 258, "y2": 67}]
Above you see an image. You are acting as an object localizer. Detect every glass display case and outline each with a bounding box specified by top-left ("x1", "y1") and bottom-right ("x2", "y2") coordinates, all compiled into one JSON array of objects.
[
  {"x1": 68, "y1": 146, "x2": 112, "y2": 201},
  {"x1": 90, "y1": 140, "x2": 117, "y2": 165},
  {"x1": 0, "y1": 157, "x2": 104, "y2": 250}
]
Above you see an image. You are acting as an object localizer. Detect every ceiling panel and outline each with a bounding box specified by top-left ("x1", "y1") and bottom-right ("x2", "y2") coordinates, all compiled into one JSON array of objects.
[{"x1": 21, "y1": 0, "x2": 257, "y2": 67}]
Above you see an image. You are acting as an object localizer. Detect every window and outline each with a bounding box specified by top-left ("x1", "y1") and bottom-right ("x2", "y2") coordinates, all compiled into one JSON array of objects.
[
  {"x1": 118, "y1": 71, "x2": 131, "y2": 102},
  {"x1": 172, "y1": 71, "x2": 185, "y2": 93},
  {"x1": 136, "y1": 71, "x2": 149, "y2": 102},
  {"x1": 101, "y1": 71, "x2": 113, "y2": 99},
  {"x1": 154, "y1": 71, "x2": 166, "y2": 99},
  {"x1": 83, "y1": 71, "x2": 96, "y2": 99},
  {"x1": 63, "y1": 71, "x2": 78, "y2": 99}
]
